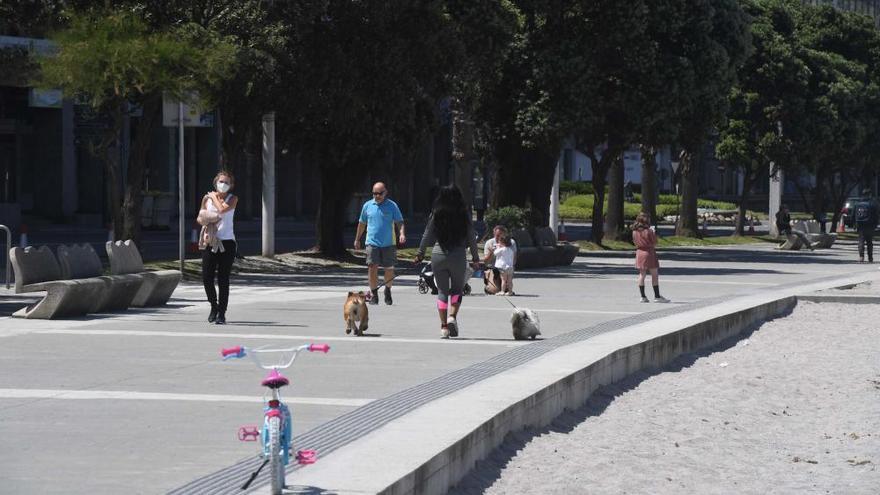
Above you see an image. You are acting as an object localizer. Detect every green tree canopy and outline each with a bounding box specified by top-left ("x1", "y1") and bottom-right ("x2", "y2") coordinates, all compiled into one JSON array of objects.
[{"x1": 37, "y1": 9, "x2": 235, "y2": 243}]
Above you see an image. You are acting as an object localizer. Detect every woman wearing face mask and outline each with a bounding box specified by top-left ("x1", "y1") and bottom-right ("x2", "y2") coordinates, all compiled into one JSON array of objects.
[{"x1": 201, "y1": 171, "x2": 238, "y2": 324}]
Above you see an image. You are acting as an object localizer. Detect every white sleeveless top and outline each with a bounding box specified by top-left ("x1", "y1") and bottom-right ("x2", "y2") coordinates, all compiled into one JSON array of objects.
[{"x1": 206, "y1": 194, "x2": 236, "y2": 241}]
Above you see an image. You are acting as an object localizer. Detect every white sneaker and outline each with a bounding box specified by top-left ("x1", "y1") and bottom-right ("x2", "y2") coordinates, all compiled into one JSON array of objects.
[
  {"x1": 446, "y1": 316, "x2": 458, "y2": 337},
  {"x1": 495, "y1": 292, "x2": 504, "y2": 296},
  {"x1": 654, "y1": 296, "x2": 670, "y2": 303},
  {"x1": 440, "y1": 326, "x2": 450, "y2": 339},
  {"x1": 640, "y1": 296, "x2": 649, "y2": 303}
]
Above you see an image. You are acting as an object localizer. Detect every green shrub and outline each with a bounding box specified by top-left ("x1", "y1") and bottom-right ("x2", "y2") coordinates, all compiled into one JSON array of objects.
[
  {"x1": 623, "y1": 203, "x2": 642, "y2": 219},
  {"x1": 657, "y1": 204, "x2": 680, "y2": 218},
  {"x1": 560, "y1": 180, "x2": 594, "y2": 195},
  {"x1": 484, "y1": 205, "x2": 531, "y2": 232},
  {"x1": 559, "y1": 204, "x2": 590, "y2": 220},
  {"x1": 697, "y1": 199, "x2": 737, "y2": 210},
  {"x1": 658, "y1": 194, "x2": 679, "y2": 205},
  {"x1": 563, "y1": 194, "x2": 594, "y2": 209}
]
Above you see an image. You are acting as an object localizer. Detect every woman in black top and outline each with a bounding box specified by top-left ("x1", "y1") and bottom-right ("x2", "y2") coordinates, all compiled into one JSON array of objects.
[{"x1": 416, "y1": 185, "x2": 480, "y2": 339}]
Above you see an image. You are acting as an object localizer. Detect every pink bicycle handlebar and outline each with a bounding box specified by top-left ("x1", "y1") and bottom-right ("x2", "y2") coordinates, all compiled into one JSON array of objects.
[
  {"x1": 308, "y1": 344, "x2": 330, "y2": 353},
  {"x1": 221, "y1": 346, "x2": 245, "y2": 359}
]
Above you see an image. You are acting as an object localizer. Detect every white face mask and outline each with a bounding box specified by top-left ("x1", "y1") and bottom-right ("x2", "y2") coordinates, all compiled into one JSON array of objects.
[{"x1": 215, "y1": 182, "x2": 231, "y2": 193}]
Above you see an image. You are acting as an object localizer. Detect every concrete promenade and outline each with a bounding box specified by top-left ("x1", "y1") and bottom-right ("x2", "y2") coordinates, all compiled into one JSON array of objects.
[{"x1": 0, "y1": 239, "x2": 874, "y2": 494}]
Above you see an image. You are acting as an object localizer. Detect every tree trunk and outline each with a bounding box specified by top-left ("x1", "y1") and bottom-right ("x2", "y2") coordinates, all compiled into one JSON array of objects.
[
  {"x1": 604, "y1": 155, "x2": 626, "y2": 241},
  {"x1": 104, "y1": 140, "x2": 123, "y2": 239},
  {"x1": 451, "y1": 99, "x2": 475, "y2": 212},
  {"x1": 121, "y1": 94, "x2": 162, "y2": 247},
  {"x1": 492, "y1": 138, "x2": 528, "y2": 208},
  {"x1": 103, "y1": 102, "x2": 126, "y2": 240},
  {"x1": 676, "y1": 149, "x2": 700, "y2": 238},
  {"x1": 317, "y1": 166, "x2": 351, "y2": 255},
  {"x1": 811, "y1": 169, "x2": 827, "y2": 232},
  {"x1": 525, "y1": 146, "x2": 560, "y2": 229},
  {"x1": 734, "y1": 173, "x2": 753, "y2": 236},
  {"x1": 585, "y1": 146, "x2": 618, "y2": 244},
  {"x1": 640, "y1": 145, "x2": 657, "y2": 225}
]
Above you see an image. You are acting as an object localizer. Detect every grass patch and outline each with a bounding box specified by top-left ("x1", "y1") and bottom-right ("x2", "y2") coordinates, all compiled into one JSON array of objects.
[{"x1": 560, "y1": 194, "x2": 763, "y2": 222}]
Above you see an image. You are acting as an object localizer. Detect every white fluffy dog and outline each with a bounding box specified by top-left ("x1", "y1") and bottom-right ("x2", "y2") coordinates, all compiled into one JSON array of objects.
[{"x1": 510, "y1": 308, "x2": 541, "y2": 340}]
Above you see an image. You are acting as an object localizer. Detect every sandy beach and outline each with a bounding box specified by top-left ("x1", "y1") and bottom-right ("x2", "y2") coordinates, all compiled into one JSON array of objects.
[{"x1": 451, "y1": 300, "x2": 880, "y2": 494}]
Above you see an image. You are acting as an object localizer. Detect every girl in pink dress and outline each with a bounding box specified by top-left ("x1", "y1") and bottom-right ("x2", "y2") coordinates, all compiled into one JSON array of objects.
[{"x1": 632, "y1": 212, "x2": 669, "y2": 303}]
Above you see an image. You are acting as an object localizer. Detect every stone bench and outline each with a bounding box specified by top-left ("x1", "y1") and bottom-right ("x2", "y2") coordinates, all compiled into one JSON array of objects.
[
  {"x1": 801, "y1": 220, "x2": 836, "y2": 249},
  {"x1": 533, "y1": 227, "x2": 579, "y2": 266},
  {"x1": 510, "y1": 228, "x2": 579, "y2": 269},
  {"x1": 57, "y1": 244, "x2": 143, "y2": 312},
  {"x1": 106, "y1": 240, "x2": 181, "y2": 306},
  {"x1": 9, "y1": 246, "x2": 105, "y2": 319},
  {"x1": 776, "y1": 234, "x2": 806, "y2": 251}
]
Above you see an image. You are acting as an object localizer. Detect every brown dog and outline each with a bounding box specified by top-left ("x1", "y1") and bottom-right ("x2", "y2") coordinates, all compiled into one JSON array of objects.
[{"x1": 344, "y1": 291, "x2": 369, "y2": 336}]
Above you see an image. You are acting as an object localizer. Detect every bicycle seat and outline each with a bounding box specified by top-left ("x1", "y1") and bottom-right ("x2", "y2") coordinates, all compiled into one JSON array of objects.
[{"x1": 261, "y1": 370, "x2": 290, "y2": 389}]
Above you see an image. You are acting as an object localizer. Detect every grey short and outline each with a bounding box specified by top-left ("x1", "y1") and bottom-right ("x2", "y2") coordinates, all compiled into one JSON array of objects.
[{"x1": 365, "y1": 245, "x2": 396, "y2": 268}]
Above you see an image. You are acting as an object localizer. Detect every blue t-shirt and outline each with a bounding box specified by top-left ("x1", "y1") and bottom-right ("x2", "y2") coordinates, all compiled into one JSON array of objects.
[{"x1": 359, "y1": 199, "x2": 403, "y2": 247}]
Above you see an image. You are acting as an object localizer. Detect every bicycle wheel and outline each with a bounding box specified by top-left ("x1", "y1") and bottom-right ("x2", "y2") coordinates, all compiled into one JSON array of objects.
[{"x1": 267, "y1": 416, "x2": 284, "y2": 495}]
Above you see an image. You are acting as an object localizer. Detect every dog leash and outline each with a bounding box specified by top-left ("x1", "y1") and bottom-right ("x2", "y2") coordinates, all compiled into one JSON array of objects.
[
  {"x1": 500, "y1": 295, "x2": 519, "y2": 310},
  {"x1": 363, "y1": 264, "x2": 420, "y2": 300}
]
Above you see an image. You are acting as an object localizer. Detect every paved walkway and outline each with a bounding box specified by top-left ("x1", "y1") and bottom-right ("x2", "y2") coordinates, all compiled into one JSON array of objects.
[{"x1": 0, "y1": 239, "x2": 871, "y2": 494}]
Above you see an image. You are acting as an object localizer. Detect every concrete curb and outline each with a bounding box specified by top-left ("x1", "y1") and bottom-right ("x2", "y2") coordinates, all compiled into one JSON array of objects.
[
  {"x1": 283, "y1": 271, "x2": 880, "y2": 495},
  {"x1": 796, "y1": 294, "x2": 880, "y2": 304}
]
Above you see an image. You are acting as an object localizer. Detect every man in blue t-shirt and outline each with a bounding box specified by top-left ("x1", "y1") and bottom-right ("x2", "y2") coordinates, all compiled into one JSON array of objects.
[{"x1": 354, "y1": 182, "x2": 406, "y2": 305}]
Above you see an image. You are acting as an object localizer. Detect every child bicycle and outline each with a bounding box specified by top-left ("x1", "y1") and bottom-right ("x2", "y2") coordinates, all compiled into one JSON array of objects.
[{"x1": 221, "y1": 343, "x2": 330, "y2": 494}]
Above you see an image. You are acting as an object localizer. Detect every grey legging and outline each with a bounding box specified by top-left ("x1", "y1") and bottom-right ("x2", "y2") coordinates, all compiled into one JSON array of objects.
[{"x1": 430, "y1": 246, "x2": 467, "y2": 303}]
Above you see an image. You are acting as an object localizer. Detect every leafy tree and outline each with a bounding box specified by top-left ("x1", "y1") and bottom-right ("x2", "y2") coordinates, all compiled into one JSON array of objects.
[
  {"x1": 274, "y1": 0, "x2": 459, "y2": 255},
  {"x1": 672, "y1": 0, "x2": 752, "y2": 238},
  {"x1": 131, "y1": 0, "x2": 289, "y2": 218},
  {"x1": 470, "y1": 1, "x2": 580, "y2": 228},
  {"x1": 36, "y1": 9, "x2": 235, "y2": 244},
  {"x1": 565, "y1": 0, "x2": 749, "y2": 242},
  {"x1": 717, "y1": 0, "x2": 803, "y2": 235},
  {"x1": 787, "y1": 2, "x2": 880, "y2": 229}
]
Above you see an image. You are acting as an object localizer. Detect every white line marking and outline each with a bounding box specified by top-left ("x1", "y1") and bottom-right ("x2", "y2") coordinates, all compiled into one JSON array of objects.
[
  {"x1": 478, "y1": 307, "x2": 639, "y2": 315},
  {"x1": 0, "y1": 388, "x2": 371, "y2": 407},
  {"x1": 31, "y1": 329, "x2": 527, "y2": 346},
  {"x1": 601, "y1": 277, "x2": 775, "y2": 286}
]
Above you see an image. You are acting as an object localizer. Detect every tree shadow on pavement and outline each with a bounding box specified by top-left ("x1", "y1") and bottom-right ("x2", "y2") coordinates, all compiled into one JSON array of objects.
[
  {"x1": 515, "y1": 262, "x2": 784, "y2": 279},
  {"x1": 579, "y1": 247, "x2": 848, "y2": 266}
]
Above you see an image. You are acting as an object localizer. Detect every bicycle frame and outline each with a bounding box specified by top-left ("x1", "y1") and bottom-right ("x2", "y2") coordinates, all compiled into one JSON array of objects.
[{"x1": 221, "y1": 343, "x2": 329, "y2": 492}]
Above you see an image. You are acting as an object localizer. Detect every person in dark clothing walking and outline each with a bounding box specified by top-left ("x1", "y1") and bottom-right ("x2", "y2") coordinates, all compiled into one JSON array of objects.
[
  {"x1": 775, "y1": 204, "x2": 813, "y2": 251},
  {"x1": 853, "y1": 189, "x2": 879, "y2": 263},
  {"x1": 775, "y1": 205, "x2": 792, "y2": 237}
]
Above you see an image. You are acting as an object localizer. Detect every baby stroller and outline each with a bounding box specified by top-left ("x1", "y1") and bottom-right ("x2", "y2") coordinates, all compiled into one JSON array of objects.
[
  {"x1": 417, "y1": 261, "x2": 472, "y2": 296},
  {"x1": 417, "y1": 262, "x2": 438, "y2": 295}
]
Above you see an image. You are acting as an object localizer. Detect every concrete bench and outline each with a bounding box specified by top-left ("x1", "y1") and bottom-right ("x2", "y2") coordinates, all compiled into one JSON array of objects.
[
  {"x1": 57, "y1": 244, "x2": 143, "y2": 312},
  {"x1": 802, "y1": 220, "x2": 836, "y2": 249},
  {"x1": 533, "y1": 227, "x2": 579, "y2": 266},
  {"x1": 776, "y1": 234, "x2": 806, "y2": 251},
  {"x1": 9, "y1": 246, "x2": 104, "y2": 319},
  {"x1": 106, "y1": 240, "x2": 181, "y2": 306},
  {"x1": 510, "y1": 228, "x2": 578, "y2": 269},
  {"x1": 510, "y1": 229, "x2": 545, "y2": 269}
]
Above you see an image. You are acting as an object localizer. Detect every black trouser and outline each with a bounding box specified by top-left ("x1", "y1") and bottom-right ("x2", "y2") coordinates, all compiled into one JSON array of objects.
[
  {"x1": 203, "y1": 240, "x2": 237, "y2": 312},
  {"x1": 858, "y1": 228, "x2": 874, "y2": 261}
]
